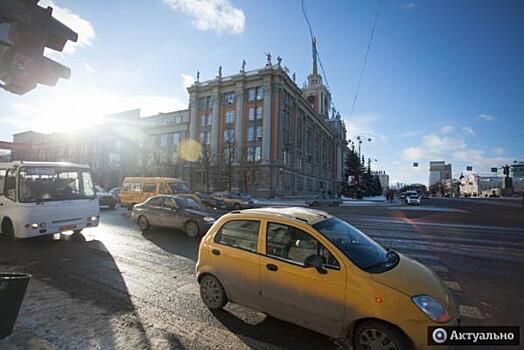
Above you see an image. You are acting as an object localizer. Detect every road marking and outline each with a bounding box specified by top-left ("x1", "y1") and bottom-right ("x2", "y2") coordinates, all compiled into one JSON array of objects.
[
  {"x1": 459, "y1": 305, "x2": 485, "y2": 320},
  {"x1": 443, "y1": 280, "x2": 462, "y2": 291}
]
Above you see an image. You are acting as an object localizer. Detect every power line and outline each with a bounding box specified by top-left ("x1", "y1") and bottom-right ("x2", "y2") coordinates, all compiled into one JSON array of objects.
[{"x1": 350, "y1": 0, "x2": 383, "y2": 119}]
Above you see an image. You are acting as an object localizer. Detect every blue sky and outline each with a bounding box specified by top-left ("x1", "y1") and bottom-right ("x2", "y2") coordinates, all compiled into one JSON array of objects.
[{"x1": 1, "y1": 0, "x2": 523, "y2": 185}]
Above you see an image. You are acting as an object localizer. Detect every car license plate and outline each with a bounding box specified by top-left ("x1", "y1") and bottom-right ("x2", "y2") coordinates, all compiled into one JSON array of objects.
[{"x1": 59, "y1": 224, "x2": 77, "y2": 232}]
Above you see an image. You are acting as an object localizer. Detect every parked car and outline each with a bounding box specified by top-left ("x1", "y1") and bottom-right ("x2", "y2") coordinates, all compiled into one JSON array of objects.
[
  {"x1": 211, "y1": 191, "x2": 254, "y2": 210},
  {"x1": 95, "y1": 185, "x2": 116, "y2": 209},
  {"x1": 306, "y1": 194, "x2": 340, "y2": 207},
  {"x1": 196, "y1": 207, "x2": 458, "y2": 350},
  {"x1": 405, "y1": 195, "x2": 421, "y2": 205},
  {"x1": 109, "y1": 187, "x2": 121, "y2": 203},
  {"x1": 132, "y1": 195, "x2": 220, "y2": 237},
  {"x1": 195, "y1": 192, "x2": 227, "y2": 210}
]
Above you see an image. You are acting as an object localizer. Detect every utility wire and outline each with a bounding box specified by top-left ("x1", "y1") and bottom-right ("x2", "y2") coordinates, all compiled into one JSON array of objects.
[{"x1": 350, "y1": 0, "x2": 383, "y2": 119}]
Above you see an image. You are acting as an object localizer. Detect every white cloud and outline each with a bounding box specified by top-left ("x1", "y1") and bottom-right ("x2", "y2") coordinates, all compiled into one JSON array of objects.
[
  {"x1": 440, "y1": 125, "x2": 455, "y2": 134},
  {"x1": 493, "y1": 146, "x2": 506, "y2": 155},
  {"x1": 462, "y1": 126, "x2": 476, "y2": 136},
  {"x1": 403, "y1": 2, "x2": 417, "y2": 10},
  {"x1": 84, "y1": 62, "x2": 95, "y2": 73},
  {"x1": 181, "y1": 73, "x2": 195, "y2": 88},
  {"x1": 163, "y1": 0, "x2": 245, "y2": 35},
  {"x1": 475, "y1": 113, "x2": 496, "y2": 121},
  {"x1": 345, "y1": 114, "x2": 389, "y2": 144},
  {"x1": 40, "y1": 0, "x2": 95, "y2": 54}
]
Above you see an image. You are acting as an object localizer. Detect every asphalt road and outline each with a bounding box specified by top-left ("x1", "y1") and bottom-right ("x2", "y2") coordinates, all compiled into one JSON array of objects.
[{"x1": 1, "y1": 197, "x2": 523, "y2": 349}]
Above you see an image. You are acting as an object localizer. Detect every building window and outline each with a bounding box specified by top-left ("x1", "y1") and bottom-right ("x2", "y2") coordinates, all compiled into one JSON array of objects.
[
  {"x1": 175, "y1": 115, "x2": 182, "y2": 124},
  {"x1": 173, "y1": 132, "x2": 181, "y2": 146},
  {"x1": 247, "y1": 146, "x2": 261, "y2": 162},
  {"x1": 200, "y1": 132, "x2": 209, "y2": 145},
  {"x1": 256, "y1": 86, "x2": 264, "y2": 100},
  {"x1": 224, "y1": 92, "x2": 235, "y2": 105},
  {"x1": 225, "y1": 111, "x2": 235, "y2": 125},
  {"x1": 199, "y1": 96, "x2": 212, "y2": 110},
  {"x1": 247, "y1": 86, "x2": 264, "y2": 102},
  {"x1": 248, "y1": 107, "x2": 263, "y2": 121},
  {"x1": 224, "y1": 129, "x2": 234, "y2": 141},
  {"x1": 160, "y1": 134, "x2": 169, "y2": 147},
  {"x1": 200, "y1": 115, "x2": 207, "y2": 126}
]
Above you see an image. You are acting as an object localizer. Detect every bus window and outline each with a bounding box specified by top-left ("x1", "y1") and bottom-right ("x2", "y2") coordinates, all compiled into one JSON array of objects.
[
  {"x1": 0, "y1": 169, "x2": 6, "y2": 193},
  {"x1": 4, "y1": 169, "x2": 16, "y2": 201},
  {"x1": 159, "y1": 183, "x2": 170, "y2": 194},
  {"x1": 143, "y1": 183, "x2": 157, "y2": 193}
]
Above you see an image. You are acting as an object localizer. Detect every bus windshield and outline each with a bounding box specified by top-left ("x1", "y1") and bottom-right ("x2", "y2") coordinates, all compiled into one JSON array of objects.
[{"x1": 18, "y1": 167, "x2": 96, "y2": 203}]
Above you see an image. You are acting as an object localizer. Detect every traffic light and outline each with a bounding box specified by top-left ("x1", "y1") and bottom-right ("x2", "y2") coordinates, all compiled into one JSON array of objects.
[{"x1": 0, "y1": 0, "x2": 77, "y2": 95}]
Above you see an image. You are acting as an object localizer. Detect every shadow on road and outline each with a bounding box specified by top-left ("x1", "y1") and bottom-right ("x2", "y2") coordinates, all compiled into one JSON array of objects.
[
  {"x1": 211, "y1": 308, "x2": 336, "y2": 350},
  {"x1": 0, "y1": 232, "x2": 160, "y2": 349},
  {"x1": 142, "y1": 228, "x2": 200, "y2": 261}
]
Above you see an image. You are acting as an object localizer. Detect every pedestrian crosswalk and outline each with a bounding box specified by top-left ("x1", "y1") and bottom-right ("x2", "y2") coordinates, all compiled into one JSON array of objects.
[{"x1": 336, "y1": 214, "x2": 524, "y2": 322}]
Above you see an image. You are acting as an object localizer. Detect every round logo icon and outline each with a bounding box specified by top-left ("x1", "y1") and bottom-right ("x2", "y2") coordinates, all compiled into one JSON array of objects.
[{"x1": 432, "y1": 328, "x2": 447, "y2": 344}]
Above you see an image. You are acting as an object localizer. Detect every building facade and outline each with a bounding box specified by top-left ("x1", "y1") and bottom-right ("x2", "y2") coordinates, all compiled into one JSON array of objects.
[
  {"x1": 372, "y1": 170, "x2": 389, "y2": 192},
  {"x1": 185, "y1": 53, "x2": 348, "y2": 196},
  {"x1": 429, "y1": 161, "x2": 452, "y2": 187}
]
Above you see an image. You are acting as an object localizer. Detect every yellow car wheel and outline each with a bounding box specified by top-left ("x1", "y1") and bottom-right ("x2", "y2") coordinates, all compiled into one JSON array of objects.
[
  {"x1": 354, "y1": 320, "x2": 411, "y2": 350},
  {"x1": 200, "y1": 275, "x2": 227, "y2": 310}
]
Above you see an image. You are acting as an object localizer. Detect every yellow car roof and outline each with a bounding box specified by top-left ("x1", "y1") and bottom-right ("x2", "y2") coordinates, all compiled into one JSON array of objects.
[{"x1": 236, "y1": 206, "x2": 332, "y2": 225}]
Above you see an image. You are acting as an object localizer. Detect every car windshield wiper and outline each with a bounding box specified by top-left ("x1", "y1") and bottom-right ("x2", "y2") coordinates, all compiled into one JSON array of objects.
[{"x1": 364, "y1": 249, "x2": 398, "y2": 271}]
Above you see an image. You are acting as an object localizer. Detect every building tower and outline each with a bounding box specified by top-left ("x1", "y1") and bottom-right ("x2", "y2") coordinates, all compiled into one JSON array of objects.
[{"x1": 302, "y1": 37, "x2": 332, "y2": 118}]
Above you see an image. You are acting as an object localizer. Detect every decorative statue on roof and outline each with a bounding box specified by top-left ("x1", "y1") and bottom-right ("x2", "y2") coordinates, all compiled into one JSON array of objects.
[
  {"x1": 292, "y1": 72, "x2": 296, "y2": 82},
  {"x1": 277, "y1": 56, "x2": 282, "y2": 67},
  {"x1": 265, "y1": 52, "x2": 272, "y2": 67},
  {"x1": 241, "y1": 59, "x2": 246, "y2": 72},
  {"x1": 196, "y1": 71, "x2": 200, "y2": 83},
  {"x1": 218, "y1": 65, "x2": 222, "y2": 78}
]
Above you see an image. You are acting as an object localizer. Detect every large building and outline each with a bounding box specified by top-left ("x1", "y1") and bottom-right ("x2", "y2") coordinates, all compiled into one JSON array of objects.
[
  {"x1": 429, "y1": 161, "x2": 452, "y2": 187},
  {"x1": 9, "y1": 42, "x2": 349, "y2": 197},
  {"x1": 185, "y1": 46, "x2": 348, "y2": 197}
]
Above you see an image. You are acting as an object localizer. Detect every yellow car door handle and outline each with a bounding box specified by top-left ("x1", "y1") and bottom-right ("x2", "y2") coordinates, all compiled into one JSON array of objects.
[
  {"x1": 212, "y1": 249, "x2": 221, "y2": 256},
  {"x1": 266, "y1": 264, "x2": 278, "y2": 272}
]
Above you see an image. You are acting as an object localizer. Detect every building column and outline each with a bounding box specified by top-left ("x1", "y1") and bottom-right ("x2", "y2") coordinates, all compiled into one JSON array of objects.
[
  {"x1": 210, "y1": 87, "x2": 220, "y2": 163},
  {"x1": 188, "y1": 94, "x2": 198, "y2": 142},
  {"x1": 262, "y1": 77, "x2": 272, "y2": 163},
  {"x1": 234, "y1": 83, "x2": 244, "y2": 164}
]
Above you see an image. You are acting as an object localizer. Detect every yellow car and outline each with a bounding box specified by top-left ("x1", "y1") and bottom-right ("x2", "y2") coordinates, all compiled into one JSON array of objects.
[{"x1": 196, "y1": 207, "x2": 459, "y2": 350}]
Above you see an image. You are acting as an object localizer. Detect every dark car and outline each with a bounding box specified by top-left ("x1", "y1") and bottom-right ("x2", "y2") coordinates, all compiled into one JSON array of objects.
[
  {"x1": 195, "y1": 192, "x2": 227, "y2": 210},
  {"x1": 109, "y1": 187, "x2": 121, "y2": 203},
  {"x1": 95, "y1": 185, "x2": 117, "y2": 209},
  {"x1": 131, "y1": 195, "x2": 220, "y2": 237}
]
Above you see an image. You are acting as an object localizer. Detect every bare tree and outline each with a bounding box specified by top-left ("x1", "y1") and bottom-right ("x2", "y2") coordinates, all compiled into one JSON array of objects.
[
  {"x1": 199, "y1": 143, "x2": 214, "y2": 193},
  {"x1": 223, "y1": 138, "x2": 236, "y2": 192},
  {"x1": 241, "y1": 144, "x2": 261, "y2": 195}
]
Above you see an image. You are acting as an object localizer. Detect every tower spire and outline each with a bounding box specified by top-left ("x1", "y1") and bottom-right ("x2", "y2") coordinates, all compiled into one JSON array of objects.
[{"x1": 312, "y1": 36, "x2": 318, "y2": 76}]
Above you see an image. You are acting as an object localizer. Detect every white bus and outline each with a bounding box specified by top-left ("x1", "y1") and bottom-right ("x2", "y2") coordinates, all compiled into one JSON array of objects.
[{"x1": 0, "y1": 161, "x2": 100, "y2": 240}]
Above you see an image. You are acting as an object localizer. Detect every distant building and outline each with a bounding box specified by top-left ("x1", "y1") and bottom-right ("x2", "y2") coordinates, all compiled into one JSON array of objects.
[
  {"x1": 459, "y1": 173, "x2": 503, "y2": 196},
  {"x1": 429, "y1": 161, "x2": 452, "y2": 187},
  {"x1": 11, "y1": 110, "x2": 144, "y2": 189},
  {"x1": 372, "y1": 170, "x2": 389, "y2": 191}
]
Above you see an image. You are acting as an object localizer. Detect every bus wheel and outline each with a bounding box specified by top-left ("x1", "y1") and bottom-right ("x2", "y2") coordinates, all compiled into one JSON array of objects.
[{"x1": 2, "y1": 219, "x2": 16, "y2": 241}]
